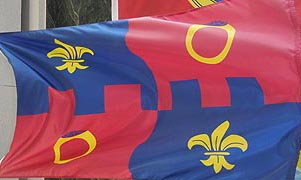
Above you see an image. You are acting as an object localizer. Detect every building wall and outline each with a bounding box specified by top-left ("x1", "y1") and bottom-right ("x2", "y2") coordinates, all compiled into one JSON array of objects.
[
  {"x1": 0, "y1": 1, "x2": 45, "y2": 180},
  {"x1": 0, "y1": 0, "x2": 22, "y2": 33},
  {"x1": 0, "y1": 0, "x2": 21, "y2": 169}
]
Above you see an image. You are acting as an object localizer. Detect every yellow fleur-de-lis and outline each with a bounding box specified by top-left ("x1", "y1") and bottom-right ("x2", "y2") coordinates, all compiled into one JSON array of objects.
[
  {"x1": 47, "y1": 39, "x2": 94, "y2": 74},
  {"x1": 188, "y1": 120, "x2": 248, "y2": 174}
]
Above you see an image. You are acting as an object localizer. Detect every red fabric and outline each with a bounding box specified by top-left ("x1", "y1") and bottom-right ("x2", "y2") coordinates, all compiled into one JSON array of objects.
[
  {"x1": 296, "y1": 0, "x2": 301, "y2": 25},
  {"x1": 126, "y1": 0, "x2": 301, "y2": 110},
  {"x1": 1, "y1": 0, "x2": 300, "y2": 178},
  {"x1": 0, "y1": 86, "x2": 157, "y2": 178},
  {"x1": 118, "y1": 0, "x2": 193, "y2": 19}
]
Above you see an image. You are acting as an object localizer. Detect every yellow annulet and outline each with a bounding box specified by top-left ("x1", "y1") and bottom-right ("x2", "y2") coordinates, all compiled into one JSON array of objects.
[
  {"x1": 188, "y1": 0, "x2": 217, "y2": 8},
  {"x1": 47, "y1": 39, "x2": 94, "y2": 74},
  {"x1": 188, "y1": 120, "x2": 248, "y2": 173}
]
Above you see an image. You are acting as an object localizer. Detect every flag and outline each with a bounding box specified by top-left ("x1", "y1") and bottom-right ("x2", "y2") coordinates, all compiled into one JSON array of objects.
[
  {"x1": 0, "y1": 0, "x2": 301, "y2": 179},
  {"x1": 296, "y1": 0, "x2": 301, "y2": 25},
  {"x1": 296, "y1": 151, "x2": 301, "y2": 179},
  {"x1": 295, "y1": 0, "x2": 301, "y2": 177},
  {"x1": 115, "y1": 0, "x2": 222, "y2": 19}
]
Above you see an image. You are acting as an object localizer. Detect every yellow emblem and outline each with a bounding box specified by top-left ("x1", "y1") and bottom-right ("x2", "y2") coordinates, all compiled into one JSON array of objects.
[
  {"x1": 297, "y1": 151, "x2": 301, "y2": 171},
  {"x1": 53, "y1": 130, "x2": 97, "y2": 164},
  {"x1": 188, "y1": 120, "x2": 248, "y2": 174},
  {"x1": 47, "y1": 39, "x2": 94, "y2": 74},
  {"x1": 188, "y1": 0, "x2": 217, "y2": 8},
  {"x1": 185, "y1": 23, "x2": 236, "y2": 64}
]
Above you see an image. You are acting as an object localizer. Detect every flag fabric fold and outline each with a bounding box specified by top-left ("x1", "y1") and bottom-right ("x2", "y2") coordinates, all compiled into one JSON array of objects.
[{"x1": 0, "y1": 0, "x2": 300, "y2": 179}]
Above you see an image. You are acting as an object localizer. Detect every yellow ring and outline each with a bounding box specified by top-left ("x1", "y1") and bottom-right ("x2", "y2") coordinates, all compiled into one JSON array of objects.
[
  {"x1": 53, "y1": 130, "x2": 97, "y2": 164},
  {"x1": 185, "y1": 23, "x2": 236, "y2": 64},
  {"x1": 188, "y1": 0, "x2": 216, "y2": 8}
]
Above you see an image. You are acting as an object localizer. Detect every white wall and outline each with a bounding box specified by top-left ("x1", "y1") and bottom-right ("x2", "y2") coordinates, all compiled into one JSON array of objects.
[
  {"x1": 0, "y1": 1, "x2": 20, "y2": 177},
  {"x1": 0, "y1": 51, "x2": 17, "y2": 168},
  {"x1": 0, "y1": 1, "x2": 45, "y2": 180},
  {"x1": 0, "y1": 0, "x2": 22, "y2": 33},
  {"x1": 21, "y1": 0, "x2": 46, "y2": 31}
]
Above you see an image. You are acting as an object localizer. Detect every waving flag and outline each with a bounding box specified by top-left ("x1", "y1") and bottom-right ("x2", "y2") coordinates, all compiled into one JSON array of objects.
[
  {"x1": 0, "y1": 0, "x2": 301, "y2": 179},
  {"x1": 115, "y1": 0, "x2": 222, "y2": 19},
  {"x1": 296, "y1": 0, "x2": 301, "y2": 25}
]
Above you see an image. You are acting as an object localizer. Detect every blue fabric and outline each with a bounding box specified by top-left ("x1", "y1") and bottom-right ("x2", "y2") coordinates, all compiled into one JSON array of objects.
[
  {"x1": 130, "y1": 78, "x2": 301, "y2": 180},
  {"x1": 0, "y1": 21, "x2": 158, "y2": 115}
]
